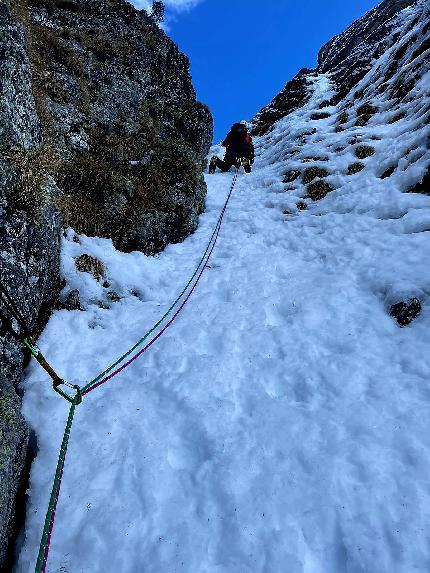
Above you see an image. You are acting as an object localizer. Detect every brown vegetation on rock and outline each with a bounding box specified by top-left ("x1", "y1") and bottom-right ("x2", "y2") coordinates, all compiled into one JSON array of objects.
[
  {"x1": 302, "y1": 166, "x2": 329, "y2": 184},
  {"x1": 355, "y1": 102, "x2": 379, "y2": 126},
  {"x1": 307, "y1": 180, "x2": 333, "y2": 201},
  {"x1": 355, "y1": 145, "x2": 375, "y2": 159},
  {"x1": 347, "y1": 162, "x2": 365, "y2": 175},
  {"x1": 74, "y1": 254, "x2": 105, "y2": 280},
  {"x1": 389, "y1": 111, "x2": 406, "y2": 124},
  {"x1": 337, "y1": 112, "x2": 349, "y2": 124}
]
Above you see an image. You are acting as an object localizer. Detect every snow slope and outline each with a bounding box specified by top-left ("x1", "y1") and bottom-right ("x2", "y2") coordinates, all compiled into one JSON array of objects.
[{"x1": 17, "y1": 2, "x2": 430, "y2": 572}]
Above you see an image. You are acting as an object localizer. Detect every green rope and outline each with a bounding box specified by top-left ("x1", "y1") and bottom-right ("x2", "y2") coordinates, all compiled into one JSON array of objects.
[
  {"x1": 23, "y1": 337, "x2": 40, "y2": 358},
  {"x1": 81, "y1": 215, "x2": 222, "y2": 393},
  {"x1": 34, "y1": 172, "x2": 239, "y2": 570},
  {"x1": 34, "y1": 208, "x2": 224, "y2": 570},
  {"x1": 35, "y1": 401, "x2": 76, "y2": 573}
]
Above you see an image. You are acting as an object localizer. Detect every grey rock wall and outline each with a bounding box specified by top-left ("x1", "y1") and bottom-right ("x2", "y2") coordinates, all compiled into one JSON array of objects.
[
  {"x1": 252, "y1": 68, "x2": 314, "y2": 136},
  {"x1": 318, "y1": 0, "x2": 417, "y2": 72},
  {"x1": 317, "y1": 0, "x2": 419, "y2": 100},
  {"x1": 0, "y1": 9, "x2": 62, "y2": 568},
  {"x1": 22, "y1": 0, "x2": 213, "y2": 254}
]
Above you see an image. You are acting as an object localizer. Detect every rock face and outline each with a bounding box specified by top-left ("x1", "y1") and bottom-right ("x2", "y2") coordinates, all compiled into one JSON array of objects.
[
  {"x1": 252, "y1": 0, "x2": 424, "y2": 135},
  {"x1": 318, "y1": 0, "x2": 417, "y2": 72},
  {"x1": 252, "y1": 68, "x2": 314, "y2": 136},
  {"x1": 252, "y1": 0, "x2": 429, "y2": 329},
  {"x1": 0, "y1": 5, "x2": 62, "y2": 566},
  {"x1": 19, "y1": 0, "x2": 213, "y2": 254},
  {"x1": 0, "y1": 0, "x2": 212, "y2": 566},
  {"x1": 317, "y1": 0, "x2": 419, "y2": 99}
]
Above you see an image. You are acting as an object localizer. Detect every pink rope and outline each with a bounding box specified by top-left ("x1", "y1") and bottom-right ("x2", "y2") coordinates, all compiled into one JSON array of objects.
[
  {"x1": 38, "y1": 170, "x2": 238, "y2": 573},
  {"x1": 83, "y1": 171, "x2": 238, "y2": 396}
]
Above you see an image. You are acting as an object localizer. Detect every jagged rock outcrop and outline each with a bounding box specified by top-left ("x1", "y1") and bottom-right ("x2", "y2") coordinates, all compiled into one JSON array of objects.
[
  {"x1": 317, "y1": 0, "x2": 419, "y2": 99},
  {"x1": 252, "y1": 0, "x2": 425, "y2": 135},
  {"x1": 252, "y1": 68, "x2": 314, "y2": 136},
  {"x1": 0, "y1": 0, "x2": 212, "y2": 566},
  {"x1": 17, "y1": 0, "x2": 213, "y2": 254},
  {"x1": 318, "y1": 0, "x2": 417, "y2": 72}
]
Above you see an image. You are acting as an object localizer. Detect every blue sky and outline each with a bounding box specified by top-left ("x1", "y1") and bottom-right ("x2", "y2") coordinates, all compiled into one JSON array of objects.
[{"x1": 143, "y1": 0, "x2": 383, "y2": 142}]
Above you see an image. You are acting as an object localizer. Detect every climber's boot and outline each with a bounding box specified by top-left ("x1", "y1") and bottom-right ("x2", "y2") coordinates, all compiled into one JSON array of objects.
[
  {"x1": 209, "y1": 155, "x2": 217, "y2": 174},
  {"x1": 241, "y1": 157, "x2": 252, "y2": 174}
]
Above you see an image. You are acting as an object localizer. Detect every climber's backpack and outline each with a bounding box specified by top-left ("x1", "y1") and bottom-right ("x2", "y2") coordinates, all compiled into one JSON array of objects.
[
  {"x1": 231, "y1": 123, "x2": 248, "y2": 138},
  {"x1": 228, "y1": 123, "x2": 248, "y2": 148}
]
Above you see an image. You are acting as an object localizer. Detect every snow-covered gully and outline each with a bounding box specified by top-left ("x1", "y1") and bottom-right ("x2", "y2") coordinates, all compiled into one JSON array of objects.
[{"x1": 18, "y1": 6, "x2": 430, "y2": 572}]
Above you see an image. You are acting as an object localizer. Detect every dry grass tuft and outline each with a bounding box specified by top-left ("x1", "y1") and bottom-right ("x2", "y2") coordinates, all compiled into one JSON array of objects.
[
  {"x1": 307, "y1": 180, "x2": 333, "y2": 201},
  {"x1": 388, "y1": 111, "x2": 406, "y2": 124},
  {"x1": 74, "y1": 254, "x2": 105, "y2": 280},
  {"x1": 347, "y1": 162, "x2": 365, "y2": 175},
  {"x1": 337, "y1": 112, "x2": 349, "y2": 124},
  {"x1": 302, "y1": 166, "x2": 329, "y2": 184},
  {"x1": 355, "y1": 145, "x2": 375, "y2": 159},
  {"x1": 8, "y1": 146, "x2": 62, "y2": 216}
]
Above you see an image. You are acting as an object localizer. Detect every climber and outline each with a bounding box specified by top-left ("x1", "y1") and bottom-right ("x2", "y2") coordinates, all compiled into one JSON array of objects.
[{"x1": 209, "y1": 122, "x2": 254, "y2": 174}]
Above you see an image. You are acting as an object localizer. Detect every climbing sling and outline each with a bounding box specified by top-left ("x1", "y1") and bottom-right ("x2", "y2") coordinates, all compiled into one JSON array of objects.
[{"x1": 0, "y1": 284, "x2": 82, "y2": 403}]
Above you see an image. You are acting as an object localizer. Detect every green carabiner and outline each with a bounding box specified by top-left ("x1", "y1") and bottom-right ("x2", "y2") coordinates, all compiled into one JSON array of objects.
[{"x1": 53, "y1": 382, "x2": 83, "y2": 405}]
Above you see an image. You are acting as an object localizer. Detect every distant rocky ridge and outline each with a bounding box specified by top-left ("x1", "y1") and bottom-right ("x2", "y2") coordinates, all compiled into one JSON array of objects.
[
  {"x1": 253, "y1": 0, "x2": 421, "y2": 135},
  {"x1": 252, "y1": 0, "x2": 429, "y2": 199},
  {"x1": 252, "y1": 0, "x2": 429, "y2": 324},
  {"x1": 0, "y1": 0, "x2": 212, "y2": 566}
]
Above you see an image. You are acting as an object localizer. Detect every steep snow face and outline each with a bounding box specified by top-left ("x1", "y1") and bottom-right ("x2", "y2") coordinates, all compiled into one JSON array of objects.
[
  {"x1": 17, "y1": 2, "x2": 430, "y2": 573},
  {"x1": 256, "y1": 0, "x2": 429, "y2": 217},
  {"x1": 253, "y1": 0, "x2": 429, "y2": 134}
]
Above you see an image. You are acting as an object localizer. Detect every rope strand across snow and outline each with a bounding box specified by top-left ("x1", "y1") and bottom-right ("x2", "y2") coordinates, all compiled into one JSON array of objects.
[{"x1": 34, "y1": 168, "x2": 240, "y2": 573}]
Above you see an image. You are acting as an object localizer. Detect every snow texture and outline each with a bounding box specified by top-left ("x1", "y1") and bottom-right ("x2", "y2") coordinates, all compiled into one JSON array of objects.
[{"x1": 17, "y1": 2, "x2": 430, "y2": 572}]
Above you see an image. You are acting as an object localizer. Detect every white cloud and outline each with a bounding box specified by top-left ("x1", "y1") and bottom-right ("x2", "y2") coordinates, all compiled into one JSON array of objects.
[
  {"x1": 131, "y1": 0, "x2": 152, "y2": 11},
  {"x1": 165, "y1": 0, "x2": 203, "y2": 10},
  {"x1": 132, "y1": 0, "x2": 203, "y2": 13},
  {"x1": 131, "y1": 0, "x2": 151, "y2": 10}
]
